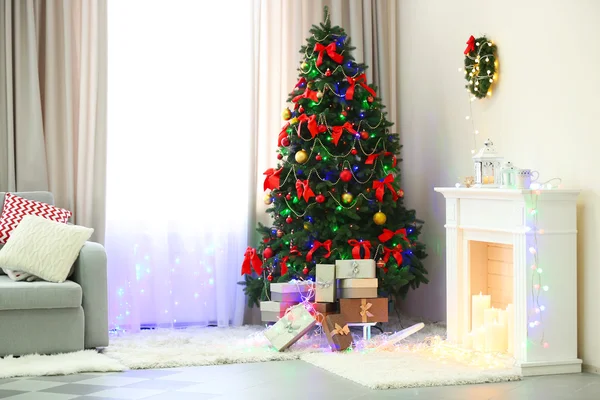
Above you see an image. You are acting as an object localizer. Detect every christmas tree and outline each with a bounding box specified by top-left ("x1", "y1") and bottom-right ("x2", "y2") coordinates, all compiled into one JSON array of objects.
[{"x1": 241, "y1": 8, "x2": 428, "y2": 307}]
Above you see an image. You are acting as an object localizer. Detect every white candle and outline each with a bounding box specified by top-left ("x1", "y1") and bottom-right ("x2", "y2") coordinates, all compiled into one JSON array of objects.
[
  {"x1": 473, "y1": 326, "x2": 486, "y2": 351},
  {"x1": 463, "y1": 331, "x2": 474, "y2": 349},
  {"x1": 484, "y1": 307, "x2": 499, "y2": 327},
  {"x1": 472, "y1": 292, "x2": 491, "y2": 330},
  {"x1": 506, "y1": 304, "x2": 515, "y2": 355},
  {"x1": 485, "y1": 320, "x2": 507, "y2": 353}
]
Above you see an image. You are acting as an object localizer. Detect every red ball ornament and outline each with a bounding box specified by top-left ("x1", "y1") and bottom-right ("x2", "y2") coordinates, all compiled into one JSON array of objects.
[
  {"x1": 298, "y1": 106, "x2": 304, "y2": 113},
  {"x1": 360, "y1": 131, "x2": 370, "y2": 140},
  {"x1": 276, "y1": 229, "x2": 284, "y2": 238},
  {"x1": 286, "y1": 193, "x2": 292, "y2": 200},
  {"x1": 341, "y1": 110, "x2": 347, "y2": 117},
  {"x1": 315, "y1": 154, "x2": 322, "y2": 161},
  {"x1": 267, "y1": 274, "x2": 273, "y2": 282},
  {"x1": 351, "y1": 148, "x2": 357, "y2": 155},
  {"x1": 397, "y1": 189, "x2": 405, "y2": 198},
  {"x1": 281, "y1": 137, "x2": 290, "y2": 146},
  {"x1": 263, "y1": 238, "x2": 270, "y2": 244},
  {"x1": 277, "y1": 154, "x2": 283, "y2": 160},
  {"x1": 286, "y1": 216, "x2": 293, "y2": 224},
  {"x1": 263, "y1": 247, "x2": 274, "y2": 259},
  {"x1": 367, "y1": 96, "x2": 374, "y2": 103},
  {"x1": 340, "y1": 169, "x2": 353, "y2": 182},
  {"x1": 376, "y1": 258, "x2": 386, "y2": 268},
  {"x1": 303, "y1": 267, "x2": 309, "y2": 275},
  {"x1": 315, "y1": 194, "x2": 326, "y2": 203},
  {"x1": 325, "y1": 68, "x2": 331, "y2": 76},
  {"x1": 318, "y1": 125, "x2": 327, "y2": 133}
]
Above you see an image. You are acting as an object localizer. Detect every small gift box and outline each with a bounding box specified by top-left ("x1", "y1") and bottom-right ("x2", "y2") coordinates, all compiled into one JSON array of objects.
[
  {"x1": 335, "y1": 259, "x2": 376, "y2": 279},
  {"x1": 270, "y1": 280, "x2": 315, "y2": 302},
  {"x1": 337, "y1": 278, "x2": 378, "y2": 299},
  {"x1": 259, "y1": 301, "x2": 297, "y2": 322},
  {"x1": 339, "y1": 298, "x2": 388, "y2": 323},
  {"x1": 322, "y1": 314, "x2": 353, "y2": 351},
  {"x1": 311, "y1": 302, "x2": 338, "y2": 324},
  {"x1": 264, "y1": 304, "x2": 316, "y2": 351},
  {"x1": 315, "y1": 264, "x2": 336, "y2": 303}
]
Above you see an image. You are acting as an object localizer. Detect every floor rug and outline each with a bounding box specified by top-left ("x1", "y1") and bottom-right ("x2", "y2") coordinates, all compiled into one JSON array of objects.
[{"x1": 0, "y1": 350, "x2": 125, "y2": 379}]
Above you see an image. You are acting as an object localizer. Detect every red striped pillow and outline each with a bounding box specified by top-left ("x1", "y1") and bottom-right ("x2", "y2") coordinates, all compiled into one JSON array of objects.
[{"x1": 0, "y1": 193, "x2": 72, "y2": 244}]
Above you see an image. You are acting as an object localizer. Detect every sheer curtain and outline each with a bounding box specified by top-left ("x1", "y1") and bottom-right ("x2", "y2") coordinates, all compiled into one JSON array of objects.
[{"x1": 106, "y1": 0, "x2": 252, "y2": 331}]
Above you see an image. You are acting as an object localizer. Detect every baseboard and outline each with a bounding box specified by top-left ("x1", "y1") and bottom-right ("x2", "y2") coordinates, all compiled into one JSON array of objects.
[
  {"x1": 582, "y1": 364, "x2": 600, "y2": 374},
  {"x1": 519, "y1": 359, "x2": 582, "y2": 376}
]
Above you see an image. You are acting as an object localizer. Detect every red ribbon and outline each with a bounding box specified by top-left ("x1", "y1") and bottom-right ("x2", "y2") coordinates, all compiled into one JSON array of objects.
[
  {"x1": 241, "y1": 247, "x2": 263, "y2": 275},
  {"x1": 464, "y1": 35, "x2": 476, "y2": 55},
  {"x1": 314, "y1": 42, "x2": 343, "y2": 67},
  {"x1": 383, "y1": 245, "x2": 403, "y2": 266},
  {"x1": 365, "y1": 152, "x2": 397, "y2": 168},
  {"x1": 280, "y1": 256, "x2": 289, "y2": 275},
  {"x1": 292, "y1": 87, "x2": 319, "y2": 103},
  {"x1": 295, "y1": 180, "x2": 315, "y2": 202},
  {"x1": 295, "y1": 77, "x2": 306, "y2": 88},
  {"x1": 378, "y1": 228, "x2": 407, "y2": 243},
  {"x1": 345, "y1": 74, "x2": 376, "y2": 100},
  {"x1": 278, "y1": 123, "x2": 290, "y2": 146},
  {"x1": 331, "y1": 122, "x2": 357, "y2": 146},
  {"x1": 306, "y1": 239, "x2": 332, "y2": 262},
  {"x1": 263, "y1": 168, "x2": 282, "y2": 191},
  {"x1": 297, "y1": 114, "x2": 319, "y2": 138},
  {"x1": 347, "y1": 239, "x2": 372, "y2": 259},
  {"x1": 372, "y1": 174, "x2": 399, "y2": 202}
]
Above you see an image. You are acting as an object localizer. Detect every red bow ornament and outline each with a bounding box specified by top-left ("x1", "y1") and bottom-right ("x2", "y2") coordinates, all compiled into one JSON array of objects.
[
  {"x1": 241, "y1": 247, "x2": 263, "y2": 275},
  {"x1": 347, "y1": 239, "x2": 372, "y2": 259},
  {"x1": 372, "y1": 174, "x2": 399, "y2": 202},
  {"x1": 278, "y1": 123, "x2": 290, "y2": 146},
  {"x1": 280, "y1": 256, "x2": 289, "y2": 275},
  {"x1": 464, "y1": 35, "x2": 476, "y2": 55},
  {"x1": 383, "y1": 245, "x2": 403, "y2": 266},
  {"x1": 345, "y1": 73, "x2": 376, "y2": 100},
  {"x1": 313, "y1": 42, "x2": 344, "y2": 67},
  {"x1": 378, "y1": 228, "x2": 407, "y2": 243},
  {"x1": 263, "y1": 168, "x2": 282, "y2": 191},
  {"x1": 297, "y1": 114, "x2": 319, "y2": 138},
  {"x1": 295, "y1": 179, "x2": 315, "y2": 202},
  {"x1": 306, "y1": 239, "x2": 332, "y2": 262},
  {"x1": 331, "y1": 122, "x2": 357, "y2": 146},
  {"x1": 365, "y1": 152, "x2": 397, "y2": 168},
  {"x1": 292, "y1": 87, "x2": 320, "y2": 103}
]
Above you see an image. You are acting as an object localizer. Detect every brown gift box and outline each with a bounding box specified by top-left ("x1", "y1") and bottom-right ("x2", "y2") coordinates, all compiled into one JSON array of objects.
[
  {"x1": 339, "y1": 298, "x2": 388, "y2": 323},
  {"x1": 311, "y1": 302, "x2": 338, "y2": 324},
  {"x1": 322, "y1": 314, "x2": 353, "y2": 351}
]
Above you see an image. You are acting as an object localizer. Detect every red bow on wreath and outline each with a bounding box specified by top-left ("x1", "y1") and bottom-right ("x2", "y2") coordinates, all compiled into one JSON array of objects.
[
  {"x1": 378, "y1": 228, "x2": 408, "y2": 243},
  {"x1": 365, "y1": 152, "x2": 397, "y2": 168},
  {"x1": 295, "y1": 180, "x2": 315, "y2": 202},
  {"x1": 241, "y1": 247, "x2": 263, "y2": 275},
  {"x1": 263, "y1": 168, "x2": 282, "y2": 191},
  {"x1": 383, "y1": 245, "x2": 403, "y2": 266},
  {"x1": 348, "y1": 239, "x2": 372, "y2": 259},
  {"x1": 278, "y1": 123, "x2": 290, "y2": 146},
  {"x1": 345, "y1": 74, "x2": 376, "y2": 100},
  {"x1": 297, "y1": 114, "x2": 319, "y2": 138},
  {"x1": 331, "y1": 122, "x2": 357, "y2": 146},
  {"x1": 313, "y1": 42, "x2": 343, "y2": 67},
  {"x1": 372, "y1": 174, "x2": 399, "y2": 202},
  {"x1": 292, "y1": 87, "x2": 320, "y2": 103},
  {"x1": 306, "y1": 240, "x2": 332, "y2": 262},
  {"x1": 464, "y1": 35, "x2": 476, "y2": 55}
]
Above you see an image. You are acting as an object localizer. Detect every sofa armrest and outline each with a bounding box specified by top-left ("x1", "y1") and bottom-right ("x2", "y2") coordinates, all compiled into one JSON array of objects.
[{"x1": 72, "y1": 241, "x2": 109, "y2": 348}]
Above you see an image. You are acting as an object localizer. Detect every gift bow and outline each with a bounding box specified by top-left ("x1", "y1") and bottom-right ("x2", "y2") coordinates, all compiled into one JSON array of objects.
[
  {"x1": 365, "y1": 152, "x2": 397, "y2": 168},
  {"x1": 378, "y1": 228, "x2": 407, "y2": 243},
  {"x1": 331, "y1": 323, "x2": 350, "y2": 337},
  {"x1": 278, "y1": 123, "x2": 290, "y2": 146},
  {"x1": 347, "y1": 239, "x2": 372, "y2": 260},
  {"x1": 314, "y1": 42, "x2": 343, "y2": 67},
  {"x1": 282, "y1": 316, "x2": 300, "y2": 334},
  {"x1": 317, "y1": 279, "x2": 333, "y2": 288},
  {"x1": 295, "y1": 179, "x2": 315, "y2": 202},
  {"x1": 241, "y1": 247, "x2": 263, "y2": 275},
  {"x1": 297, "y1": 114, "x2": 319, "y2": 138},
  {"x1": 331, "y1": 122, "x2": 357, "y2": 146},
  {"x1": 360, "y1": 299, "x2": 374, "y2": 322},
  {"x1": 372, "y1": 174, "x2": 399, "y2": 202},
  {"x1": 383, "y1": 245, "x2": 403, "y2": 266},
  {"x1": 306, "y1": 239, "x2": 332, "y2": 262},
  {"x1": 292, "y1": 87, "x2": 319, "y2": 103},
  {"x1": 345, "y1": 73, "x2": 376, "y2": 100},
  {"x1": 464, "y1": 35, "x2": 476, "y2": 55},
  {"x1": 263, "y1": 168, "x2": 282, "y2": 191}
]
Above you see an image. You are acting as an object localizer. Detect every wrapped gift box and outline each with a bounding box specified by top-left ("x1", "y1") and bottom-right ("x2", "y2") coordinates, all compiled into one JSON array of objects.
[
  {"x1": 259, "y1": 301, "x2": 297, "y2": 322},
  {"x1": 322, "y1": 314, "x2": 353, "y2": 351},
  {"x1": 270, "y1": 281, "x2": 315, "y2": 302},
  {"x1": 339, "y1": 297, "x2": 388, "y2": 323},
  {"x1": 311, "y1": 302, "x2": 338, "y2": 324},
  {"x1": 337, "y1": 278, "x2": 378, "y2": 299},
  {"x1": 315, "y1": 264, "x2": 336, "y2": 303},
  {"x1": 264, "y1": 304, "x2": 316, "y2": 351},
  {"x1": 335, "y1": 259, "x2": 375, "y2": 279}
]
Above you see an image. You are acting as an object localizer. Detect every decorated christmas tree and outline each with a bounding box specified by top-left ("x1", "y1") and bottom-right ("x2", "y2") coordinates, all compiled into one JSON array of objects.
[{"x1": 241, "y1": 8, "x2": 428, "y2": 307}]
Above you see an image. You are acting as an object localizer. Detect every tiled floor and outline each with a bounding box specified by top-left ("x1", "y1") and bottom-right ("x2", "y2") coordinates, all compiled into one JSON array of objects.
[{"x1": 0, "y1": 360, "x2": 598, "y2": 399}]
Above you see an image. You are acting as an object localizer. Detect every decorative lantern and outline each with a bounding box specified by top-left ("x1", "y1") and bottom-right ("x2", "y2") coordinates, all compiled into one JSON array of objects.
[{"x1": 472, "y1": 139, "x2": 503, "y2": 187}]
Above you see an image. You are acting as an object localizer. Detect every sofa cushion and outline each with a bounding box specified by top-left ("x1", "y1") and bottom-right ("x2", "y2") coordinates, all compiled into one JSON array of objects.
[{"x1": 0, "y1": 275, "x2": 82, "y2": 310}]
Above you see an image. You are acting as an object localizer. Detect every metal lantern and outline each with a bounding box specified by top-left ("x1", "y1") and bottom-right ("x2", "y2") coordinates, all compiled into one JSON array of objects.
[{"x1": 472, "y1": 139, "x2": 503, "y2": 187}]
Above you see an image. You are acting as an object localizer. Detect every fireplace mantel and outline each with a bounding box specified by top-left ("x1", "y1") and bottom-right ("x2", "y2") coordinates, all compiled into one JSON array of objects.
[{"x1": 435, "y1": 187, "x2": 581, "y2": 376}]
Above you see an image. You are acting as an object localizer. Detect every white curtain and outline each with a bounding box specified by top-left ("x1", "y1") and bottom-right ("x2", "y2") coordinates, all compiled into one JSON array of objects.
[{"x1": 106, "y1": 0, "x2": 252, "y2": 330}]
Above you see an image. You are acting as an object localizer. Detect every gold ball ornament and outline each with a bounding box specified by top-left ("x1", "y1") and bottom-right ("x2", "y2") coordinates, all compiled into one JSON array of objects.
[
  {"x1": 282, "y1": 108, "x2": 292, "y2": 121},
  {"x1": 301, "y1": 62, "x2": 310, "y2": 71},
  {"x1": 316, "y1": 91, "x2": 323, "y2": 99},
  {"x1": 303, "y1": 222, "x2": 312, "y2": 231},
  {"x1": 263, "y1": 193, "x2": 273, "y2": 205},
  {"x1": 373, "y1": 211, "x2": 387, "y2": 225},
  {"x1": 289, "y1": 117, "x2": 299, "y2": 125},
  {"x1": 295, "y1": 150, "x2": 308, "y2": 164},
  {"x1": 341, "y1": 193, "x2": 354, "y2": 204}
]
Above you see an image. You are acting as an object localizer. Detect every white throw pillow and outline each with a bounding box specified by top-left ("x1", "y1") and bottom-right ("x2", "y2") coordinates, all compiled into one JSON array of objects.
[{"x1": 0, "y1": 215, "x2": 93, "y2": 283}]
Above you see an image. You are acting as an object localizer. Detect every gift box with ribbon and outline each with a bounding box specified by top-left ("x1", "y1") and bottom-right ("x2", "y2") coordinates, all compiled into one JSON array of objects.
[
  {"x1": 337, "y1": 278, "x2": 378, "y2": 298},
  {"x1": 339, "y1": 297, "x2": 388, "y2": 323},
  {"x1": 270, "y1": 280, "x2": 315, "y2": 302},
  {"x1": 310, "y1": 302, "x2": 338, "y2": 324},
  {"x1": 264, "y1": 304, "x2": 317, "y2": 351},
  {"x1": 322, "y1": 313, "x2": 353, "y2": 351},
  {"x1": 315, "y1": 264, "x2": 336, "y2": 303},
  {"x1": 259, "y1": 301, "x2": 298, "y2": 322},
  {"x1": 335, "y1": 259, "x2": 375, "y2": 280}
]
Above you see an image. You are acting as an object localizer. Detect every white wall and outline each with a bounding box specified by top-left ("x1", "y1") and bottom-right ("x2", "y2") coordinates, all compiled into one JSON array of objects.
[{"x1": 396, "y1": 0, "x2": 600, "y2": 368}]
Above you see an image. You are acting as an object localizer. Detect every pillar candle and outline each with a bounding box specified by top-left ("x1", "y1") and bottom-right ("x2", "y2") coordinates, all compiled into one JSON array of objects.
[
  {"x1": 463, "y1": 331, "x2": 473, "y2": 350},
  {"x1": 506, "y1": 303, "x2": 515, "y2": 355},
  {"x1": 472, "y1": 293, "x2": 491, "y2": 330},
  {"x1": 473, "y1": 326, "x2": 486, "y2": 351},
  {"x1": 485, "y1": 320, "x2": 507, "y2": 353},
  {"x1": 483, "y1": 307, "x2": 499, "y2": 327}
]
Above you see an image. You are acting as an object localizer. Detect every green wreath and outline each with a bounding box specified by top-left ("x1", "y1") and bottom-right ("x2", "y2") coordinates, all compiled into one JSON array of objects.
[{"x1": 463, "y1": 35, "x2": 498, "y2": 99}]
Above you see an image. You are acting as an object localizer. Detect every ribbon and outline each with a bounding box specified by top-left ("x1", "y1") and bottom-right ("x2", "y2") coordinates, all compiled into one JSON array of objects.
[
  {"x1": 278, "y1": 123, "x2": 290, "y2": 146},
  {"x1": 263, "y1": 168, "x2": 282, "y2": 191},
  {"x1": 331, "y1": 323, "x2": 350, "y2": 337},
  {"x1": 306, "y1": 239, "x2": 332, "y2": 262},
  {"x1": 280, "y1": 256, "x2": 289, "y2": 275},
  {"x1": 295, "y1": 179, "x2": 315, "y2": 202},
  {"x1": 317, "y1": 280, "x2": 333, "y2": 289},
  {"x1": 360, "y1": 299, "x2": 374, "y2": 322},
  {"x1": 331, "y1": 122, "x2": 357, "y2": 146},
  {"x1": 365, "y1": 152, "x2": 397, "y2": 168},
  {"x1": 292, "y1": 87, "x2": 319, "y2": 103},
  {"x1": 295, "y1": 77, "x2": 306, "y2": 88},
  {"x1": 313, "y1": 42, "x2": 343, "y2": 67},
  {"x1": 464, "y1": 35, "x2": 476, "y2": 55},
  {"x1": 297, "y1": 114, "x2": 319, "y2": 138},
  {"x1": 383, "y1": 245, "x2": 403, "y2": 266},
  {"x1": 241, "y1": 247, "x2": 263, "y2": 275},
  {"x1": 372, "y1": 174, "x2": 399, "y2": 202},
  {"x1": 378, "y1": 228, "x2": 407, "y2": 243},
  {"x1": 282, "y1": 315, "x2": 300, "y2": 334},
  {"x1": 347, "y1": 240, "x2": 372, "y2": 260},
  {"x1": 345, "y1": 73, "x2": 376, "y2": 100}
]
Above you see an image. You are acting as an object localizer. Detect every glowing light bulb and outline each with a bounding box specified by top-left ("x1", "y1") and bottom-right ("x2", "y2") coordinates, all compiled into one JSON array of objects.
[
  {"x1": 487, "y1": 70, "x2": 491, "y2": 75},
  {"x1": 540, "y1": 305, "x2": 546, "y2": 311},
  {"x1": 458, "y1": 67, "x2": 463, "y2": 72},
  {"x1": 530, "y1": 209, "x2": 537, "y2": 215},
  {"x1": 488, "y1": 42, "x2": 492, "y2": 46},
  {"x1": 529, "y1": 322, "x2": 535, "y2": 328},
  {"x1": 534, "y1": 320, "x2": 540, "y2": 326},
  {"x1": 529, "y1": 247, "x2": 537, "y2": 254},
  {"x1": 455, "y1": 183, "x2": 461, "y2": 188},
  {"x1": 486, "y1": 57, "x2": 490, "y2": 62},
  {"x1": 487, "y1": 91, "x2": 492, "y2": 96},
  {"x1": 543, "y1": 285, "x2": 549, "y2": 291},
  {"x1": 537, "y1": 268, "x2": 543, "y2": 274},
  {"x1": 538, "y1": 229, "x2": 545, "y2": 234},
  {"x1": 530, "y1": 264, "x2": 537, "y2": 270},
  {"x1": 534, "y1": 284, "x2": 540, "y2": 290},
  {"x1": 489, "y1": 79, "x2": 493, "y2": 83},
  {"x1": 465, "y1": 116, "x2": 470, "y2": 120},
  {"x1": 543, "y1": 342, "x2": 550, "y2": 349},
  {"x1": 524, "y1": 226, "x2": 532, "y2": 232},
  {"x1": 475, "y1": 130, "x2": 479, "y2": 135},
  {"x1": 471, "y1": 97, "x2": 476, "y2": 102},
  {"x1": 535, "y1": 308, "x2": 541, "y2": 314},
  {"x1": 471, "y1": 149, "x2": 476, "y2": 154}
]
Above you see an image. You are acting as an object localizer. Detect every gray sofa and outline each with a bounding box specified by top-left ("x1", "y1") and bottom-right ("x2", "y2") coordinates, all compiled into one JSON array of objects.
[{"x1": 0, "y1": 191, "x2": 109, "y2": 356}]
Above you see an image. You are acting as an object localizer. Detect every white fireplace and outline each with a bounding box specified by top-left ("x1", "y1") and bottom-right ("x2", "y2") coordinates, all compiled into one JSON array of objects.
[{"x1": 435, "y1": 187, "x2": 581, "y2": 376}]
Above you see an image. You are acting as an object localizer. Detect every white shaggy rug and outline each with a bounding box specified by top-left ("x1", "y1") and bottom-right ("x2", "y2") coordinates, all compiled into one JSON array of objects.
[{"x1": 0, "y1": 350, "x2": 125, "y2": 379}]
